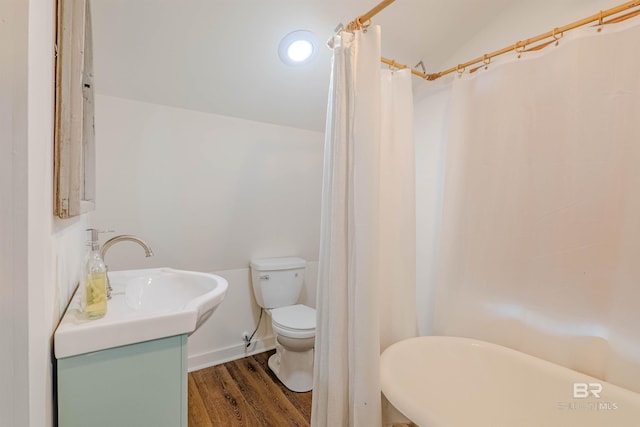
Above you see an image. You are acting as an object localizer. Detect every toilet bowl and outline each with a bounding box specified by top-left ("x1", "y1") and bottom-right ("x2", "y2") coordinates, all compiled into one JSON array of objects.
[
  {"x1": 267, "y1": 304, "x2": 315, "y2": 392},
  {"x1": 250, "y1": 257, "x2": 316, "y2": 392}
]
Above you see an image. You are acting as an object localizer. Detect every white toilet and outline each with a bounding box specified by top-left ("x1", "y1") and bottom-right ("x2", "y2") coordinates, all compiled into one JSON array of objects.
[{"x1": 250, "y1": 256, "x2": 315, "y2": 392}]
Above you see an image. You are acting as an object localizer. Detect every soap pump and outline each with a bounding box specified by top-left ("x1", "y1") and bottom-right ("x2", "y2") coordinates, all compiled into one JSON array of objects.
[{"x1": 82, "y1": 229, "x2": 108, "y2": 319}]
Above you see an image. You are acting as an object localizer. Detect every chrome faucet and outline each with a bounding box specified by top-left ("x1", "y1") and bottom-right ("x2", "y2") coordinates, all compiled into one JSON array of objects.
[
  {"x1": 100, "y1": 235, "x2": 154, "y2": 260},
  {"x1": 100, "y1": 235, "x2": 154, "y2": 298}
]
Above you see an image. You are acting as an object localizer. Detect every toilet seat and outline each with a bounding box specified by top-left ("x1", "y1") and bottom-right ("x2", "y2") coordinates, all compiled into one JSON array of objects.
[{"x1": 270, "y1": 304, "x2": 316, "y2": 339}]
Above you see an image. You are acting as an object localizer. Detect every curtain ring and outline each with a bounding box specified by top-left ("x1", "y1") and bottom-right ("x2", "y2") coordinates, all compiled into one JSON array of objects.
[
  {"x1": 515, "y1": 41, "x2": 526, "y2": 58},
  {"x1": 483, "y1": 54, "x2": 491, "y2": 70},
  {"x1": 552, "y1": 28, "x2": 563, "y2": 40},
  {"x1": 552, "y1": 27, "x2": 563, "y2": 45},
  {"x1": 597, "y1": 10, "x2": 604, "y2": 32},
  {"x1": 356, "y1": 16, "x2": 371, "y2": 31}
]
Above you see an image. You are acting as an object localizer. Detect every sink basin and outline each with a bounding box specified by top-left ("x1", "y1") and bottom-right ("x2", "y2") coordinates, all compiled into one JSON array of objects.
[
  {"x1": 54, "y1": 268, "x2": 228, "y2": 358},
  {"x1": 119, "y1": 269, "x2": 223, "y2": 315}
]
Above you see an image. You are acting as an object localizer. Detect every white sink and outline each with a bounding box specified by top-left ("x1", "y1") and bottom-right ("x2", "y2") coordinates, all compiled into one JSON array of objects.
[{"x1": 54, "y1": 268, "x2": 228, "y2": 358}]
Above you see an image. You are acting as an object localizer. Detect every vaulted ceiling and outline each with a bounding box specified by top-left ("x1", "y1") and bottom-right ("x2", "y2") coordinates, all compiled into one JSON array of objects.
[{"x1": 90, "y1": 0, "x2": 517, "y2": 131}]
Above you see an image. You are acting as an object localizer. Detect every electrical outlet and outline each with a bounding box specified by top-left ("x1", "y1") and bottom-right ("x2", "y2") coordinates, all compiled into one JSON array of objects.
[{"x1": 242, "y1": 331, "x2": 250, "y2": 343}]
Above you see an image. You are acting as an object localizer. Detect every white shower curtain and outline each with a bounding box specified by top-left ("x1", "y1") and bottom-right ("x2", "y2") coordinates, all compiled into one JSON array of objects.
[
  {"x1": 434, "y1": 19, "x2": 640, "y2": 392},
  {"x1": 312, "y1": 26, "x2": 417, "y2": 427}
]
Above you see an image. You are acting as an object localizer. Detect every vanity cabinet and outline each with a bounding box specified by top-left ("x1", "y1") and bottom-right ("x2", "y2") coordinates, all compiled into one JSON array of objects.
[{"x1": 56, "y1": 334, "x2": 187, "y2": 427}]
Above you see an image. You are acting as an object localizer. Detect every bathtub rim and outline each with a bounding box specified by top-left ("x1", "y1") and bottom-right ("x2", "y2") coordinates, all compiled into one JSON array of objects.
[{"x1": 380, "y1": 335, "x2": 640, "y2": 427}]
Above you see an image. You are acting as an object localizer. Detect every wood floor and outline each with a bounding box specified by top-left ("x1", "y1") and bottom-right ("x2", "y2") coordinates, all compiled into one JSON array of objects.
[
  {"x1": 189, "y1": 350, "x2": 412, "y2": 427},
  {"x1": 188, "y1": 350, "x2": 311, "y2": 426}
]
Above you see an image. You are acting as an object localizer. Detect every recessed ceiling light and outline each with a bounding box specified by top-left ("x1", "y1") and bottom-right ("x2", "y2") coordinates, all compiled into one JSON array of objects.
[
  {"x1": 288, "y1": 40, "x2": 313, "y2": 62},
  {"x1": 279, "y1": 30, "x2": 318, "y2": 66}
]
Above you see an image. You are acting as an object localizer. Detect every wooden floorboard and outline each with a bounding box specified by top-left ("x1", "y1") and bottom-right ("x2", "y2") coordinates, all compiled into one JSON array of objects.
[
  {"x1": 252, "y1": 352, "x2": 313, "y2": 421},
  {"x1": 187, "y1": 374, "x2": 214, "y2": 427},
  {"x1": 188, "y1": 350, "x2": 311, "y2": 427},
  {"x1": 189, "y1": 350, "x2": 412, "y2": 427}
]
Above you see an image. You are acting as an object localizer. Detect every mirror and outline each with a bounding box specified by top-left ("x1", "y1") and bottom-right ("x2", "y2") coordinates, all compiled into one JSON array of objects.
[{"x1": 54, "y1": 0, "x2": 95, "y2": 218}]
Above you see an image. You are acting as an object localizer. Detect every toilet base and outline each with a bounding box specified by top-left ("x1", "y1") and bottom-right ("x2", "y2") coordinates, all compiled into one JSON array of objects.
[{"x1": 268, "y1": 337, "x2": 314, "y2": 392}]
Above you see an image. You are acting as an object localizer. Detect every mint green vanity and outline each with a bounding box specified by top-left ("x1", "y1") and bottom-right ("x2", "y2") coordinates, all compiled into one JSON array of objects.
[
  {"x1": 54, "y1": 268, "x2": 228, "y2": 426},
  {"x1": 56, "y1": 335, "x2": 187, "y2": 427}
]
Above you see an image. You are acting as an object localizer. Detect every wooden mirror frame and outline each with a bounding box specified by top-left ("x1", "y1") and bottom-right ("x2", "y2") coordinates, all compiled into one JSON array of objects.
[{"x1": 54, "y1": 0, "x2": 95, "y2": 218}]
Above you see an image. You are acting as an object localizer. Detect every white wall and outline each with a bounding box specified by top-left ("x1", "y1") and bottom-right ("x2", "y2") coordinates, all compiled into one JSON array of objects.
[
  {"x1": 1, "y1": 1, "x2": 90, "y2": 426},
  {"x1": 26, "y1": 2, "x2": 55, "y2": 425},
  {"x1": 1, "y1": 1, "x2": 29, "y2": 425},
  {"x1": 188, "y1": 262, "x2": 318, "y2": 371},
  {"x1": 93, "y1": 94, "x2": 323, "y2": 368},
  {"x1": 28, "y1": 1, "x2": 90, "y2": 425}
]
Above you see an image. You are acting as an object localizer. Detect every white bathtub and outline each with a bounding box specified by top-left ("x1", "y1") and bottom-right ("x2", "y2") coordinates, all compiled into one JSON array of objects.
[{"x1": 380, "y1": 336, "x2": 640, "y2": 427}]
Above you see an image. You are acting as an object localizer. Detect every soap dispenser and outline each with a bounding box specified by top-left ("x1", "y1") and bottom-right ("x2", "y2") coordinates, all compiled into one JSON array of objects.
[{"x1": 82, "y1": 229, "x2": 108, "y2": 319}]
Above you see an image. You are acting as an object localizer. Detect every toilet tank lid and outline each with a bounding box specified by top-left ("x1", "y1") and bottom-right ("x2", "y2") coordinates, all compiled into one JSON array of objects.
[{"x1": 250, "y1": 257, "x2": 306, "y2": 271}]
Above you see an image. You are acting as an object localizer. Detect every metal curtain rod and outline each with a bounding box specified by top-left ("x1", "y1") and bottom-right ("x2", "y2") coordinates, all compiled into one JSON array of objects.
[
  {"x1": 347, "y1": 0, "x2": 640, "y2": 81},
  {"x1": 346, "y1": 0, "x2": 397, "y2": 31},
  {"x1": 345, "y1": 0, "x2": 428, "y2": 78},
  {"x1": 381, "y1": 57, "x2": 429, "y2": 79},
  {"x1": 428, "y1": 0, "x2": 640, "y2": 80}
]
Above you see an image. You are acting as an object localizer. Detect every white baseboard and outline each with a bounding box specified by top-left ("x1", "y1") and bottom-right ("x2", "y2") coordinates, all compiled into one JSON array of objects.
[{"x1": 188, "y1": 335, "x2": 276, "y2": 372}]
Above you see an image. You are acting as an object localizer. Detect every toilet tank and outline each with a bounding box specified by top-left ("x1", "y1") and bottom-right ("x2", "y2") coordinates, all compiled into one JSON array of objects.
[{"x1": 250, "y1": 257, "x2": 306, "y2": 309}]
